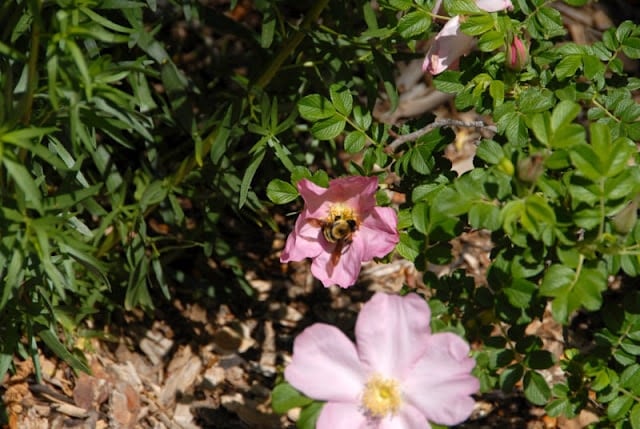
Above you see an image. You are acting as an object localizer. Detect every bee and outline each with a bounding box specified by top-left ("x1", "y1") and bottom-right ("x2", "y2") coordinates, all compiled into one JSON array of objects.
[{"x1": 308, "y1": 209, "x2": 359, "y2": 266}]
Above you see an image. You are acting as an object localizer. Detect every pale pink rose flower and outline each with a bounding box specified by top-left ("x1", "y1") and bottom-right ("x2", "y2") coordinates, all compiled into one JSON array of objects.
[
  {"x1": 422, "y1": 0, "x2": 513, "y2": 74},
  {"x1": 422, "y1": 16, "x2": 475, "y2": 75},
  {"x1": 280, "y1": 176, "x2": 398, "y2": 288},
  {"x1": 475, "y1": 0, "x2": 513, "y2": 12},
  {"x1": 285, "y1": 292, "x2": 480, "y2": 428}
]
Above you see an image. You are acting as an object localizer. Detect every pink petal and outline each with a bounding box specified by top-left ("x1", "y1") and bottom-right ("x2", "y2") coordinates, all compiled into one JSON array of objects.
[
  {"x1": 285, "y1": 324, "x2": 366, "y2": 402},
  {"x1": 355, "y1": 293, "x2": 432, "y2": 378},
  {"x1": 283, "y1": 176, "x2": 396, "y2": 287},
  {"x1": 350, "y1": 176, "x2": 379, "y2": 216},
  {"x1": 422, "y1": 16, "x2": 475, "y2": 75},
  {"x1": 299, "y1": 177, "x2": 378, "y2": 219},
  {"x1": 316, "y1": 402, "x2": 367, "y2": 429},
  {"x1": 310, "y1": 240, "x2": 364, "y2": 288},
  {"x1": 355, "y1": 207, "x2": 399, "y2": 261},
  {"x1": 402, "y1": 332, "x2": 480, "y2": 426},
  {"x1": 379, "y1": 404, "x2": 431, "y2": 429},
  {"x1": 280, "y1": 215, "x2": 325, "y2": 262},
  {"x1": 475, "y1": 0, "x2": 513, "y2": 12}
]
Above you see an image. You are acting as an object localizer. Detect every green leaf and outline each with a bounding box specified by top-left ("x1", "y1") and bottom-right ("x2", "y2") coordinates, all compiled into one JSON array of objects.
[
  {"x1": 412, "y1": 202, "x2": 429, "y2": 234},
  {"x1": 460, "y1": 14, "x2": 494, "y2": 36},
  {"x1": 396, "y1": 231, "x2": 421, "y2": 261},
  {"x1": 622, "y1": 37, "x2": 640, "y2": 59},
  {"x1": 523, "y1": 370, "x2": 551, "y2": 406},
  {"x1": 469, "y1": 203, "x2": 500, "y2": 230},
  {"x1": 352, "y1": 106, "x2": 372, "y2": 130},
  {"x1": 630, "y1": 403, "x2": 640, "y2": 429},
  {"x1": 524, "y1": 194, "x2": 556, "y2": 228},
  {"x1": 433, "y1": 71, "x2": 464, "y2": 94},
  {"x1": 541, "y1": 263, "x2": 607, "y2": 322},
  {"x1": 66, "y1": 39, "x2": 93, "y2": 98},
  {"x1": 344, "y1": 131, "x2": 367, "y2": 153},
  {"x1": 267, "y1": 179, "x2": 299, "y2": 204},
  {"x1": 387, "y1": 0, "x2": 413, "y2": 10},
  {"x1": 518, "y1": 88, "x2": 555, "y2": 114},
  {"x1": 311, "y1": 116, "x2": 346, "y2": 140},
  {"x1": 576, "y1": 267, "x2": 607, "y2": 311},
  {"x1": 489, "y1": 80, "x2": 504, "y2": 107},
  {"x1": 555, "y1": 55, "x2": 582, "y2": 80},
  {"x1": 539, "y1": 264, "x2": 574, "y2": 297},
  {"x1": 508, "y1": 116, "x2": 530, "y2": 144},
  {"x1": 297, "y1": 402, "x2": 323, "y2": 429},
  {"x1": 535, "y1": 6, "x2": 566, "y2": 39},
  {"x1": 271, "y1": 382, "x2": 313, "y2": 414},
  {"x1": 1, "y1": 127, "x2": 58, "y2": 145},
  {"x1": 210, "y1": 106, "x2": 234, "y2": 165},
  {"x1": 0, "y1": 353, "x2": 13, "y2": 384},
  {"x1": 445, "y1": 0, "x2": 481, "y2": 15},
  {"x1": 38, "y1": 328, "x2": 90, "y2": 374},
  {"x1": 551, "y1": 100, "x2": 581, "y2": 131},
  {"x1": 44, "y1": 185, "x2": 103, "y2": 212},
  {"x1": 80, "y1": 6, "x2": 134, "y2": 33},
  {"x1": 590, "y1": 121, "x2": 611, "y2": 163},
  {"x1": 329, "y1": 84, "x2": 353, "y2": 116},
  {"x1": 552, "y1": 124, "x2": 585, "y2": 149},
  {"x1": 139, "y1": 180, "x2": 169, "y2": 210},
  {"x1": 504, "y1": 278, "x2": 537, "y2": 309},
  {"x1": 410, "y1": 145, "x2": 435, "y2": 175},
  {"x1": 260, "y1": 12, "x2": 276, "y2": 48},
  {"x1": 363, "y1": 2, "x2": 378, "y2": 29},
  {"x1": 298, "y1": 95, "x2": 335, "y2": 121},
  {"x1": 570, "y1": 143, "x2": 602, "y2": 181},
  {"x1": 383, "y1": 79, "x2": 399, "y2": 113},
  {"x1": 3, "y1": 157, "x2": 43, "y2": 214},
  {"x1": 125, "y1": 253, "x2": 152, "y2": 311},
  {"x1": 605, "y1": 137, "x2": 636, "y2": 177},
  {"x1": 476, "y1": 140, "x2": 503, "y2": 164},
  {"x1": 397, "y1": 10, "x2": 430, "y2": 39},
  {"x1": 526, "y1": 350, "x2": 554, "y2": 370},
  {"x1": 499, "y1": 363, "x2": 524, "y2": 392},
  {"x1": 239, "y1": 146, "x2": 265, "y2": 208},
  {"x1": 527, "y1": 113, "x2": 550, "y2": 146},
  {"x1": 608, "y1": 395, "x2": 634, "y2": 421},
  {"x1": 477, "y1": 31, "x2": 504, "y2": 52},
  {"x1": 583, "y1": 54, "x2": 605, "y2": 80},
  {"x1": 620, "y1": 364, "x2": 640, "y2": 390}
]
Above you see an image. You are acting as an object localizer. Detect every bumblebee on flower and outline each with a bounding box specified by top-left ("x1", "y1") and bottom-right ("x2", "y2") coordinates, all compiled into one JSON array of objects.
[{"x1": 280, "y1": 176, "x2": 399, "y2": 288}]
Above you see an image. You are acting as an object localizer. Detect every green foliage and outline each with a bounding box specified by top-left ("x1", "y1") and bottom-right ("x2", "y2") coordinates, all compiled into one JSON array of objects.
[
  {"x1": 264, "y1": 1, "x2": 640, "y2": 426},
  {"x1": 0, "y1": 0, "x2": 279, "y2": 381},
  {"x1": 3, "y1": 0, "x2": 640, "y2": 426}
]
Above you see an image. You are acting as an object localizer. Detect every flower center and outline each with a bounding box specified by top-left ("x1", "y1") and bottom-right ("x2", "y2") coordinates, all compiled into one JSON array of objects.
[
  {"x1": 321, "y1": 204, "x2": 359, "y2": 244},
  {"x1": 361, "y1": 374, "x2": 402, "y2": 419},
  {"x1": 326, "y1": 204, "x2": 357, "y2": 224}
]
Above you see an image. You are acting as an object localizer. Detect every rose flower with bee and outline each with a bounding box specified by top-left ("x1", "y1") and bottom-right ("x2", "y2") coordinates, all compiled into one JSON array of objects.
[{"x1": 280, "y1": 176, "x2": 399, "y2": 288}]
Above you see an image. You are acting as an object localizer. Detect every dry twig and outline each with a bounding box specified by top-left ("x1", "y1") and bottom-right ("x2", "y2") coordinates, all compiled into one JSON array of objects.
[{"x1": 386, "y1": 119, "x2": 498, "y2": 153}]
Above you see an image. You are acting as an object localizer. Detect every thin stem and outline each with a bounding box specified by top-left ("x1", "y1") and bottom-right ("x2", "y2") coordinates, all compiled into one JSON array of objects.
[
  {"x1": 386, "y1": 119, "x2": 498, "y2": 153},
  {"x1": 591, "y1": 97, "x2": 620, "y2": 123},
  {"x1": 22, "y1": 0, "x2": 42, "y2": 126}
]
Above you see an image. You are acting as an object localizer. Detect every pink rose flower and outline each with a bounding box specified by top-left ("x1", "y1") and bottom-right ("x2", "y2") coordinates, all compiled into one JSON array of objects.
[
  {"x1": 280, "y1": 176, "x2": 398, "y2": 288},
  {"x1": 422, "y1": 16, "x2": 475, "y2": 75},
  {"x1": 422, "y1": 0, "x2": 513, "y2": 75},
  {"x1": 475, "y1": 0, "x2": 513, "y2": 12},
  {"x1": 285, "y1": 292, "x2": 480, "y2": 428}
]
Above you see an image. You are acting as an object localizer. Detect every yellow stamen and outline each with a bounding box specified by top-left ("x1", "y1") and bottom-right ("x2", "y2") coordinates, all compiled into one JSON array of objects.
[
  {"x1": 326, "y1": 203, "x2": 356, "y2": 224},
  {"x1": 361, "y1": 374, "x2": 402, "y2": 418}
]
